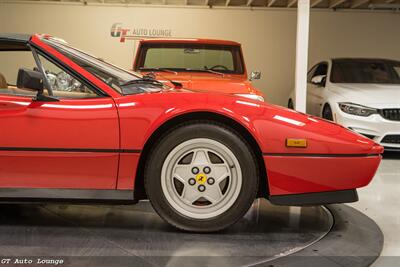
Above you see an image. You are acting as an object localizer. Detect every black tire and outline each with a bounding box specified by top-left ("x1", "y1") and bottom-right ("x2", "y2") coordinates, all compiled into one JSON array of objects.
[
  {"x1": 322, "y1": 104, "x2": 334, "y2": 121},
  {"x1": 288, "y1": 99, "x2": 294, "y2": 109},
  {"x1": 144, "y1": 121, "x2": 259, "y2": 232}
]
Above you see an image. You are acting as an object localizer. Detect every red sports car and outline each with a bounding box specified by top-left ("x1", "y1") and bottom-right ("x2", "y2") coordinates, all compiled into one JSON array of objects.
[{"x1": 0, "y1": 34, "x2": 383, "y2": 232}]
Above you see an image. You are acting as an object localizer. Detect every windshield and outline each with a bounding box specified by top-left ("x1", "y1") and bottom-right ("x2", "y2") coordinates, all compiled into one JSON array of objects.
[
  {"x1": 331, "y1": 59, "x2": 400, "y2": 84},
  {"x1": 43, "y1": 38, "x2": 166, "y2": 95},
  {"x1": 137, "y1": 43, "x2": 244, "y2": 74}
]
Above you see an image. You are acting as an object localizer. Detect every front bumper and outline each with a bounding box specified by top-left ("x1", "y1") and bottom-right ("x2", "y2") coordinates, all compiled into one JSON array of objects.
[
  {"x1": 333, "y1": 105, "x2": 400, "y2": 149},
  {"x1": 269, "y1": 189, "x2": 358, "y2": 206},
  {"x1": 264, "y1": 154, "x2": 382, "y2": 196}
]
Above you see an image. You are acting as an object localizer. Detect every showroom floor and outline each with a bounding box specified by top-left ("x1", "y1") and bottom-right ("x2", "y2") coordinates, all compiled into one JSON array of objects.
[
  {"x1": 0, "y1": 155, "x2": 395, "y2": 267},
  {"x1": 0, "y1": 197, "x2": 336, "y2": 266},
  {"x1": 350, "y1": 152, "x2": 400, "y2": 265}
]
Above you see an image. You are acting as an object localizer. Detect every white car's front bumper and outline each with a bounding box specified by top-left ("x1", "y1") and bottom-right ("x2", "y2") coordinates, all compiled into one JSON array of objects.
[{"x1": 333, "y1": 105, "x2": 400, "y2": 150}]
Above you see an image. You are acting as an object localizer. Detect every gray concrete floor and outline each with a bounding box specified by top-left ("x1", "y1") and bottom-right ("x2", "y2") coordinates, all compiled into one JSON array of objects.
[
  {"x1": 0, "y1": 156, "x2": 395, "y2": 266},
  {"x1": 0, "y1": 199, "x2": 332, "y2": 266},
  {"x1": 350, "y1": 153, "x2": 400, "y2": 265}
]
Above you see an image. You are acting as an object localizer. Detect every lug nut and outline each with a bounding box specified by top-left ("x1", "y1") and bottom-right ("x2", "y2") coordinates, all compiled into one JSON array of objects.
[
  {"x1": 198, "y1": 185, "x2": 206, "y2": 192},
  {"x1": 188, "y1": 178, "x2": 196, "y2": 186},
  {"x1": 192, "y1": 167, "x2": 199, "y2": 174},
  {"x1": 207, "y1": 177, "x2": 215, "y2": 185},
  {"x1": 203, "y1": 166, "x2": 211, "y2": 174}
]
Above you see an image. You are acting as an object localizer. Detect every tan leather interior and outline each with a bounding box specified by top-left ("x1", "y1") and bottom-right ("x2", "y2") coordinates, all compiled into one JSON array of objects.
[
  {"x1": 0, "y1": 73, "x2": 7, "y2": 88},
  {"x1": 0, "y1": 86, "x2": 98, "y2": 99}
]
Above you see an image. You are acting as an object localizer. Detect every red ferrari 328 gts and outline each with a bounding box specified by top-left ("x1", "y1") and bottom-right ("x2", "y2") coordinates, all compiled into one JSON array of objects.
[{"x1": 0, "y1": 34, "x2": 383, "y2": 232}]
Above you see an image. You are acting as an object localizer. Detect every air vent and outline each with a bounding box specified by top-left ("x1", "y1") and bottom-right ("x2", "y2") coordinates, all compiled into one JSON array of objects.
[
  {"x1": 380, "y1": 109, "x2": 400, "y2": 121},
  {"x1": 381, "y1": 135, "x2": 400, "y2": 144}
]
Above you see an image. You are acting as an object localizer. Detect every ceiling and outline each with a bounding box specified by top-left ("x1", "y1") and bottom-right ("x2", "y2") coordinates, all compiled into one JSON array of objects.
[{"x1": 3, "y1": 0, "x2": 400, "y2": 11}]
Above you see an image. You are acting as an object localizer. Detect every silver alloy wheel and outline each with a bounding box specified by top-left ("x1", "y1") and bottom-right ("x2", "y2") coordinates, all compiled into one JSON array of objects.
[{"x1": 161, "y1": 138, "x2": 242, "y2": 219}]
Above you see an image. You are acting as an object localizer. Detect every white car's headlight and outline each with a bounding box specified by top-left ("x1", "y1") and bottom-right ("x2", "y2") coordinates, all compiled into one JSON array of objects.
[
  {"x1": 338, "y1": 102, "x2": 378, "y2": 117},
  {"x1": 235, "y1": 94, "x2": 265, "y2": 102}
]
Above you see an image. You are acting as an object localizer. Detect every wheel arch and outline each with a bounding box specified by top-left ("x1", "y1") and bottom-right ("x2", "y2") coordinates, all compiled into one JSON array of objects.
[
  {"x1": 322, "y1": 102, "x2": 332, "y2": 118},
  {"x1": 133, "y1": 111, "x2": 269, "y2": 200}
]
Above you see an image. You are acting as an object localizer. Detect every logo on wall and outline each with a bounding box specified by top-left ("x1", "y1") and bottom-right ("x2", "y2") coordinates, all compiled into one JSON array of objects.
[{"x1": 111, "y1": 23, "x2": 173, "y2": 43}]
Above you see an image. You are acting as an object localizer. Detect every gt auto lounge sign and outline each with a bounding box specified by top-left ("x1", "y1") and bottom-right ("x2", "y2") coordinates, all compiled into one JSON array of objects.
[{"x1": 111, "y1": 23, "x2": 173, "y2": 42}]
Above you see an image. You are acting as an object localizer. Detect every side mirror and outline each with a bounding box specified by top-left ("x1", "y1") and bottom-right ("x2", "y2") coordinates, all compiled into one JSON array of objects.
[
  {"x1": 249, "y1": 71, "x2": 261, "y2": 81},
  {"x1": 311, "y1": 75, "x2": 326, "y2": 86},
  {"x1": 17, "y1": 68, "x2": 44, "y2": 92},
  {"x1": 16, "y1": 68, "x2": 58, "y2": 102}
]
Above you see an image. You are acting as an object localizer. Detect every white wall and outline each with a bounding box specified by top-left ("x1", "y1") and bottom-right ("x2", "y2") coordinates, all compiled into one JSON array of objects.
[{"x1": 1, "y1": 2, "x2": 400, "y2": 105}]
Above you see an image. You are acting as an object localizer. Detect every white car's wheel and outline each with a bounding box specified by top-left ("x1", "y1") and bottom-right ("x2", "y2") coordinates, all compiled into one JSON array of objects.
[{"x1": 144, "y1": 121, "x2": 258, "y2": 232}]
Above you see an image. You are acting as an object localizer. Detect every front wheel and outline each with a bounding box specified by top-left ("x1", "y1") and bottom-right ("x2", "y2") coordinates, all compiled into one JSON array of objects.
[{"x1": 144, "y1": 122, "x2": 258, "y2": 232}]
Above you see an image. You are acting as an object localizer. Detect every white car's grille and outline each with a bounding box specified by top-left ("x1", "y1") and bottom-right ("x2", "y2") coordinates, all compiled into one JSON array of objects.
[
  {"x1": 381, "y1": 135, "x2": 400, "y2": 144},
  {"x1": 380, "y1": 109, "x2": 400, "y2": 121}
]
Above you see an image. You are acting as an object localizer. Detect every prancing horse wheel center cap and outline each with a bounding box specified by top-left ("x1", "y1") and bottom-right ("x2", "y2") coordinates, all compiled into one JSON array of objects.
[{"x1": 196, "y1": 173, "x2": 207, "y2": 185}]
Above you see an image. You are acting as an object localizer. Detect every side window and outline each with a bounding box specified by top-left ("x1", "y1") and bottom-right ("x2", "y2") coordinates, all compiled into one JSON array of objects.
[
  {"x1": 312, "y1": 63, "x2": 328, "y2": 78},
  {"x1": 307, "y1": 64, "x2": 318, "y2": 83},
  {"x1": 307, "y1": 63, "x2": 328, "y2": 83},
  {"x1": 392, "y1": 64, "x2": 400, "y2": 81},
  {"x1": 0, "y1": 49, "x2": 99, "y2": 99},
  {"x1": 38, "y1": 55, "x2": 99, "y2": 99},
  {"x1": 0, "y1": 51, "x2": 37, "y2": 97}
]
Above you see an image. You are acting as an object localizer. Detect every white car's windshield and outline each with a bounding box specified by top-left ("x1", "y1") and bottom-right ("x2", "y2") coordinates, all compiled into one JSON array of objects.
[
  {"x1": 331, "y1": 59, "x2": 400, "y2": 84},
  {"x1": 43, "y1": 38, "x2": 165, "y2": 94}
]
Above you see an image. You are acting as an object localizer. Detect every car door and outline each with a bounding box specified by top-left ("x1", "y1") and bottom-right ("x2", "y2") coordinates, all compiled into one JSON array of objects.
[
  {"x1": 0, "y1": 50, "x2": 120, "y2": 190},
  {"x1": 307, "y1": 62, "x2": 328, "y2": 116}
]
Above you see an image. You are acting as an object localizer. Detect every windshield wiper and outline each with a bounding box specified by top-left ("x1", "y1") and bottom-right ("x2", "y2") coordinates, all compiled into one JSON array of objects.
[
  {"x1": 188, "y1": 68, "x2": 225, "y2": 77},
  {"x1": 120, "y1": 75, "x2": 164, "y2": 87},
  {"x1": 139, "y1": 67, "x2": 178, "y2": 75},
  {"x1": 138, "y1": 69, "x2": 183, "y2": 89}
]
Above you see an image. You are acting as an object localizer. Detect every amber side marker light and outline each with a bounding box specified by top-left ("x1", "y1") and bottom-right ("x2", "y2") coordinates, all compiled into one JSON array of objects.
[{"x1": 286, "y1": 138, "x2": 307, "y2": 148}]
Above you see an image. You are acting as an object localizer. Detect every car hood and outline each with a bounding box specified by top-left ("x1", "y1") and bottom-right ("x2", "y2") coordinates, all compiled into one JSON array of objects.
[
  {"x1": 330, "y1": 83, "x2": 400, "y2": 108},
  {"x1": 144, "y1": 72, "x2": 261, "y2": 95}
]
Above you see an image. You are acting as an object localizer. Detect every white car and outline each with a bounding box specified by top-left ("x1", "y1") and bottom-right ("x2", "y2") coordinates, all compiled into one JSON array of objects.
[{"x1": 288, "y1": 58, "x2": 400, "y2": 151}]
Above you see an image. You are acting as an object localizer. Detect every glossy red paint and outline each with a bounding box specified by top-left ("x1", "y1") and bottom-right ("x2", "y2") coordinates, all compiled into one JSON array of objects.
[
  {"x1": 0, "y1": 34, "x2": 383, "y2": 199},
  {"x1": 116, "y1": 90, "x2": 380, "y2": 154},
  {"x1": 264, "y1": 155, "x2": 381, "y2": 195},
  {"x1": 0, "y1": 94, "x2": 119, "y2": 189},
  {"x1": 117, "y1": 153, "x2": 140, "y2": 189},
  {"x1": 114, "y1": 91, "x2": 383, "y2": 194},
  {"x1": 0, "y1": 151, "x2": 119, "y2": 189},
  {"x1": 132, "y1": 38, "x2": 264, "y2": 97}
]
